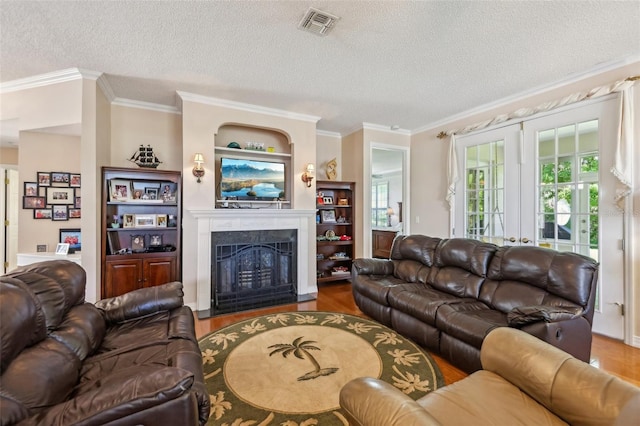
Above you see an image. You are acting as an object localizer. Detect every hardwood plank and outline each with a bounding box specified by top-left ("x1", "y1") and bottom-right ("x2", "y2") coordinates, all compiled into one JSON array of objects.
[{"x1": 195, "y1": 282, "x2": 640, "y2": 387}]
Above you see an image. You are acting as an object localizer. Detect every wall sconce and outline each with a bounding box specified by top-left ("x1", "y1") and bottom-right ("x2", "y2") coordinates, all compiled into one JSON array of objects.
[
  {"x1": 193, "y1": 153, "x2": 205, "y2": 183},
  {"x1": 301, "y1": 163, "x2": 315, "y2": 188}
]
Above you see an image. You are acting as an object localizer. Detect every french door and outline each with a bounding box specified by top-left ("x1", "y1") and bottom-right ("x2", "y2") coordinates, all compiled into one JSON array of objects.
[{"x1": 454, "y1": 97, "x2": 624, "y2": 339}]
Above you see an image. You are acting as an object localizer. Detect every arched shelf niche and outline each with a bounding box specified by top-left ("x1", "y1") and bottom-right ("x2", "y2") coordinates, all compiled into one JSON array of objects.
[{"x1": 214, "y1": 123, "x2": 292, "y2": 209}]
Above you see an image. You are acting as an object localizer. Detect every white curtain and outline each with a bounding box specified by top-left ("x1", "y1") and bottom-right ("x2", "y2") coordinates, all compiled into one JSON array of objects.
[{"x1": 444, "y1": 77, "x2": 637, "y2": 211}]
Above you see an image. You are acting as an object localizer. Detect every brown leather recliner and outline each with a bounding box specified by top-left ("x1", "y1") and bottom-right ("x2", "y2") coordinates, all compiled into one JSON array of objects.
[
  {"x1": 352, "y1": 235, "x2": 599, "y2": 372},
  {"x1": 0, "y1": 260, "x2": 210, "y2": 425}
]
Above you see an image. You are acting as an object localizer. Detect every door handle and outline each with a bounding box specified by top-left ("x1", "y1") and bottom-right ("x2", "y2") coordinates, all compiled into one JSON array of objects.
[
  {"x1": 504, "y1": 237, "x2": 516, "y2": 243},
  {"x1": 520, "y1": 237, "x2": 532, "y2": 244}
]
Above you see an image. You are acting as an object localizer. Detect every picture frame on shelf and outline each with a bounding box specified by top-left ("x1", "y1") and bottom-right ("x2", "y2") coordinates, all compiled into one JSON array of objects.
[
  {"x1": 131, "y1": 235, "x2": 146, "y2": 252},
  {"x1": 55, "y1": 243, "x2": 70, "y2": 255},
  {"x1": 24, "y1": 182, "x2": 38, "y2": 196},
  {"x1": 156, "y1": 214, "x2": 167, "y2": 227},
  {"x1": 52, "y1": 205, "x2": 69, "y2": 221},
  {"x1": 123, "y1": 213, "x2": 135, "y2": 228},
  {"x1": 107, "y1": 232, "x2": 121, "y2": 255},
  {"x1": 46, "y1": 187, "x2": 75, "y2": 205},
  {"x1": 37, "y1": 172, "x2": 51, "y2": 187},
  {"x1": 33, "y1": 208, "x2": 52, "y2": 219},
  {"x1": 59, "y1": 228, "x2": 81, "y2": 252},
  {"x1": 321, "y1": 209, "x2": 337, "y2": 223},
  {"x1": 149, "y1": 234, "x2": 163, "y2": 247},
  {"x1": 167, "y1": 214, "x2": 177, "y2": 227},
  {"x1": 23, "y1": 196, "x2": 45, "y2": 209},
  {"x1": 134, "y1": 214, "x2": 156, "y2": 228},
  {"x1": 109, "y1": 179, "x2": 132, "y2": 202},
  {"x1": 338, "y1": 198, "x2": 349, "y2": 205},
  {"x1": 161, "y1": 183, "x2": 176, "y2": 202},
  {"x1": 145, "y1": 187, "x2": 159, "y2": 200},
  {"x1": 51, "y1": 172, "x2": 70, "y2": 186}
]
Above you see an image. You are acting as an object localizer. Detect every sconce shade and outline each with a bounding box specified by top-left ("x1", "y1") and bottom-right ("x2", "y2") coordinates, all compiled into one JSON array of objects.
[
  {"x1": 193, "y1": 153, "x2": 205, "y2": 183},
  {"x1": 301, "y1": 163, "x2": 315, "y2": 188}
]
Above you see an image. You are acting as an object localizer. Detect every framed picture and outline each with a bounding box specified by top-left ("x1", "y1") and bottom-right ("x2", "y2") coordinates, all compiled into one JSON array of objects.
[
  {"x1": 134, "y1": 214, "x2": 156, "y2": 227},
  {"x1": 149, "y1": 234, "x2": 163, "y2": 247},
  {"x1": 167, "y1": 214, "x2": 177, "y2": 227},
  {"x1": 107, "y1": 232, "x2": 121, "y2": 255},
  {"x1": 123, "y1": 213, "x2": 135, "y2": 228},
  {"x1": 321, "y1": 209, "x2": 337, "y2": 223},
  {"x1": 24, "y1": 182, "x2": 38, "y2": 196},
  {"x1": 132, "y1": 188, "x2": 144, "y2": 200},
  {"x1": 69, "y1": 173, "x2": 81, "y2": 187},
  {"x1": 161, "y1": 183, "x2": 176, "y2": 202},
  {"x1": 156, "y1": 214, "x2": 167, "y2": 227},
  {"x1": 55, "y1": 243, "x2": 70, "y2": 255},
  {"x1": 338, "y1": 198, "x2": 349, "y2": 206},
  {"x1": 59, "y1": 228, "x2": 81, "y2": 251},
  {"x1": 322, "y1": 196, "x2": 334, "y2": 205},
  {"x1": 36, "y1": 244, "x2": 48, "y2": 253},
  {"x1": 131, "y1": 235, "x2": 146, "y2": 252},
  {"x1": 37, "y1": 172, "x2": 51, "y2": 187},
  {"x1": 69, "y1": 208, "x2": 81, "y2": 219},
  {"x1": 52, "y1": 205, "x2": 68, "y2": 221},
  {"x1": 33, "y1": 208, "x2": 52, "y2": 219},
  {"x1": 51, "y1": 172, "x2": 70, "y2": 186},
  {"x1": 46, "y1": 187, "x2": 75, "y2": 205},
  {"x1": 23, "y1": 196, "x2": 46, "y2": 209},
  {"x1": 145, "y1": 187, "x2": 159, "y2": 200},
  {"x1": 74, "y1": 196, "x2": 81, "y2": 208},
  {"x1": 109, "y1": 179, "x2": 132, "y2": 202}
]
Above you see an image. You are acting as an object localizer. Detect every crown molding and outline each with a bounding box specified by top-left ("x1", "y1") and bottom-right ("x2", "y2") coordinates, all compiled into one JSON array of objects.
[
  {"x1": 96, "y1": 74, "x2": 116, "y2": 102},
  {"x1": 363, "y1": 122, "x2": 411, "y2": 136},
  {"x1": 316, "y1": 129, "x2": 342, "y2": 138},
  {"x1": 0, "y1": 68, "x2": 86, "y2": 93},
  {"x1": 413, "y1": 55, "x2": 640, "y2": 135},
  {"x1": 177, "y1": 91, "x2": 321, "y2": 123},
  {"x1": 111, "y1": 97, "x2": 180, "y2": 114}
]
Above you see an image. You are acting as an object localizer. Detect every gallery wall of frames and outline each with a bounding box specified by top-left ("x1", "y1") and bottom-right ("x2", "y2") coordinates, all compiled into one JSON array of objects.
[{"x1": 23, "y1": 171, "x2": 81, "y2": 221}]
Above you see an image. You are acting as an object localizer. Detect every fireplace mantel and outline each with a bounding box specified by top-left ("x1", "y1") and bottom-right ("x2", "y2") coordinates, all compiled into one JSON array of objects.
[{"x1": 189, "y1": 209, "x2": 317, "y2": 311}]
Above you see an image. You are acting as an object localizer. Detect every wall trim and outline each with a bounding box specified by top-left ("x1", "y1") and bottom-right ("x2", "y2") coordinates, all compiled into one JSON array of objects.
[
  {"x1": 316, "y1": 129, "x2": 342, "y2": 138},
  {"x1": 413, "y1": 55, "x2": 640, "y2": 135},
  {"x1": 0, "y1": 68, "x2": 86, "y2": 93},
  {"x1": 177, "y1": 90, "x2": 321, "y2": 123},
  {"x1": 112, "y1": 97, "x2": 180, "y2": 114},
  {"x1": 363, "y1": 122, "x2": 411, "y2": 135}
]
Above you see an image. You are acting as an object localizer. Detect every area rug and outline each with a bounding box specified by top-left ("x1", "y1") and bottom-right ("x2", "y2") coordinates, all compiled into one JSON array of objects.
[{"x1": 199, "y1": 311, "x2": 445, "y2": 425}]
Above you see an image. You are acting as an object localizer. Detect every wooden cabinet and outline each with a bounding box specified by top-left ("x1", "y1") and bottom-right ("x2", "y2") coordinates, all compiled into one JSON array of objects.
[
  {"x1": 316, "y1": 181, "x2": 355, "y2": 283},
  {"x1": 372, "y1": 229, "x2": 398, "y2": 258},
  {"x1": 101, "y1": 167, "x2": 181, "y2": 298}
]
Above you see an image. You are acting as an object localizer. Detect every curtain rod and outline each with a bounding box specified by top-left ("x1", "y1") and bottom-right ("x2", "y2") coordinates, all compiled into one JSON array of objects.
[{"x1": 437, "y1": 75, "x2": 640, "y2": 139}]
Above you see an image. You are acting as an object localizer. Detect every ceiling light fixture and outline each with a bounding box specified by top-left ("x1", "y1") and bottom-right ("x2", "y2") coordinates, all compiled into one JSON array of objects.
[{"x1": 298, "y1": 7, "x2": 340, "y2": 36}]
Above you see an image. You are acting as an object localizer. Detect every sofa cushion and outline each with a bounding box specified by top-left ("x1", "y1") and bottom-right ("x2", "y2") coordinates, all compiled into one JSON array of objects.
[
  {"x1": 393, "y1": 259, "x2": 430, "y2": 283},
  {"x1": 352, "y1": 274, "x2": 407, "y2": 306},
  {"x1": 390, "y1": 235, "x2": 441, "y2": 266},
  {"x1": 434, "y1": 238, "x2": 498, "y2": 277},
  {"x1": 436, "y1": 302, "x2": 507, "y2": 349},
  {"x1": 507, "y1": 305, "x2": 583, "y2": 327},
  {"x1": 487, "y1": 246, "x2": 597, "y2": 307},
  {"x1": 50, "y1": 303, "x2": 106, "y2": 361},
  {"x1": 429, "y1": 266, "x2": 486, "y2": 299},
  {"x1": 388, "y1": 284, "x2": 468, "y2": 326},
  {"x1": 479, "y1": 279, "x2": 584, "y2": 314}
]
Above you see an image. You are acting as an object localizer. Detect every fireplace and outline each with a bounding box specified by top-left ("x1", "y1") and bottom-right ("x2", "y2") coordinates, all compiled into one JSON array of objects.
[
  {"x1": 211, "y1": 230, "x2": 297, "y2": 315},
  {"x1": 190, "y1": 209, "x2": 317, "y2": 316}
]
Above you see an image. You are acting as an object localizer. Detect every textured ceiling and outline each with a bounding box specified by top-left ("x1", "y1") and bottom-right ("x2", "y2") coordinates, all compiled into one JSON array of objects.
[{"x1": 1, "y1": 0, "x2": 639, "y2": 140}]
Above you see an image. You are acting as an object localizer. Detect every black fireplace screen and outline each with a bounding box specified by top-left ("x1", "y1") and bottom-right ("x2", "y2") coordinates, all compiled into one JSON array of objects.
[{"x1": 211, "y1": 230, "x2": 297, "y2": 315}]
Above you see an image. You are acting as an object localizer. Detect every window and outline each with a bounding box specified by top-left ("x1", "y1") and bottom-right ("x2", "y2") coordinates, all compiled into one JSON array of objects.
[{"x1": 371, "y1": 181, "x2": 389, "y2": 227}]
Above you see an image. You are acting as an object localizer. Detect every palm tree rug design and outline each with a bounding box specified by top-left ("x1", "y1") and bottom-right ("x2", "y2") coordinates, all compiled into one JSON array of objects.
[{"x1": 199, "y1": 311, "x2": 445, "y2": 425}]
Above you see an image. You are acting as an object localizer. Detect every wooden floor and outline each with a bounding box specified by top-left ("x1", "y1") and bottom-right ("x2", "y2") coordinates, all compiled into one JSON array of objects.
[{"x1": 195, "y1": 282, "x2": 640, "y2": 387}]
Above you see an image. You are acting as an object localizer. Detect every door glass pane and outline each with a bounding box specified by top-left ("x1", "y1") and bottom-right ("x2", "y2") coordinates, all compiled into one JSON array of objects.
[
  {"x1": 537, "y1": 120, "x2": 598, "y2": 259},
  {"x1": 464, "y1": 140, "x2": 504, "y2": 244}
]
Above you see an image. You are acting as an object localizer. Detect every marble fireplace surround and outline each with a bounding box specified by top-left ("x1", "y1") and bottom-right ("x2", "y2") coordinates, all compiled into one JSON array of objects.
[{"x1": 189, "y1": 209, "x2": 317, "y2": 312}]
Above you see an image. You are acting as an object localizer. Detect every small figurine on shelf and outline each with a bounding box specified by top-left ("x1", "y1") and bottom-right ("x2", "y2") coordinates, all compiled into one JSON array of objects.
[{"x1": 111, "y1": 215, "x2": 120, "y2": 228}]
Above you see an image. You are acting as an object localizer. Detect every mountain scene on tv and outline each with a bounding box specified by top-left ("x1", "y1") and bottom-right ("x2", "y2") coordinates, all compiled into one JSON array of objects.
[{"x1": 220, "y1": 158, "x2": 285, "y2": 199}]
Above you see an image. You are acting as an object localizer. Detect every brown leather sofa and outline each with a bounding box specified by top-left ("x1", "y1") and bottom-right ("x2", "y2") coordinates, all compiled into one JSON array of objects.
[
  {"x1": 352, "y1": 235, "x2": 599, "y2": 372},
  {"x1": 0, "y1": 260, "x2": 210, "y2": 425},
  {"x1": 340, "y1": 327, "x2": 640, "y2": 425}
]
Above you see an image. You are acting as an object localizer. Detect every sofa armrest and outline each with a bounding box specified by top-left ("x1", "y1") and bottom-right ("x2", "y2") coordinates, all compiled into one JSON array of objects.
[
  {"x1": 352, "y1": 258, "x2": 395, "y2": 276},
  {"x1": 340, "y1": 377, "x2": 441, "y2": 426},
  {"x1": 25, "y1": 366, "x2": 195, "y2": 425},
  {"x1": 507, "y1": 305, "x2": 583, "y2": 327},
  {"x1": 95, "y1": 281, "x2": 184, "y2": 323}
]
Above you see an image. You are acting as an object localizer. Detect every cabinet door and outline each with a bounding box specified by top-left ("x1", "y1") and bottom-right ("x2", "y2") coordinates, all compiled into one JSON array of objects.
[
  {"x1": 143, "y1": 256, "x2": 176, "y2": 288},
  {"x1": 104, "y1": 259, "x2": 143, "y2": 298}
]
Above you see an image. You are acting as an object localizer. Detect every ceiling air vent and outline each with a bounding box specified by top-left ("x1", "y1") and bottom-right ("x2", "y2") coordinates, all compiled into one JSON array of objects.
[{"x1": 298, "y1": 7, "x2": 340, "y2": 36}]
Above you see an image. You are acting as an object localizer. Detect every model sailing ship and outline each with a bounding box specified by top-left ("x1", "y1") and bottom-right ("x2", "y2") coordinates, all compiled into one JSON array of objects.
[{"x1": 129, "y1": 145, "x2": 162, "y2": 168}]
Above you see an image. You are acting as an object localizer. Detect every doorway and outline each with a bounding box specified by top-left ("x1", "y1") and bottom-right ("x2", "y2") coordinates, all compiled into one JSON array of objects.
[
  {"x1": 454, "y1": 96, "x2": 625, "y2": 339},
  {"x1": 1, "y1": 167, "x2": 19, "y2": 273}
]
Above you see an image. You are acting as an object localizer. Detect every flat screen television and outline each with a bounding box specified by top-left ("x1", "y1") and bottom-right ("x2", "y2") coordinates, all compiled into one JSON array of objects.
[{"x1": 219, "y1": 157, "x2": 286, "y2": 200}]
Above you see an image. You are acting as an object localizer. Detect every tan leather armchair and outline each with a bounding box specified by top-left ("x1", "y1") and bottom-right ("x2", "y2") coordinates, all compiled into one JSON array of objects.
[{"x1": 340, "y1": 327, "x2": 639, "y2": 426}]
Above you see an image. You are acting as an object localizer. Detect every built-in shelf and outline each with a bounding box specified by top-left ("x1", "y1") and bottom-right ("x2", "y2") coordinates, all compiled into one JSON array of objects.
[{"x1": 214, "y1": 146, "x2": 291, "y2": 159}]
